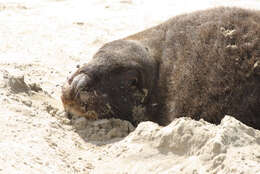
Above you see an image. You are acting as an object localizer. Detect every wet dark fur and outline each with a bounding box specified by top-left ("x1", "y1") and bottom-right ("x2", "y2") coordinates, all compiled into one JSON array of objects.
[{"x1": 62, "y1": 7, "x2": 260, "y2": 129}]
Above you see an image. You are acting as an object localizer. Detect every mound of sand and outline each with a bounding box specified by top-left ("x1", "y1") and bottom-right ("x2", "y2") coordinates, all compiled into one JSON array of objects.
[{"x1": 93, "y1": 116, "x2": 260, "y2": 174}]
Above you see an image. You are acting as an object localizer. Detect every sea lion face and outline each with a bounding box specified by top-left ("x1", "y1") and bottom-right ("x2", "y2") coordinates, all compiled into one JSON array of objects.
[{"x1": 61, "y1": 40, "x2": 156, "y2": 125}]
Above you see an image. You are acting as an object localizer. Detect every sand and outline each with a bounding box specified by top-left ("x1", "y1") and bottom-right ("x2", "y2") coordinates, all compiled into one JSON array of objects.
[{"x1": 0, "y1": 0, "x2": 260, "y2": 173}]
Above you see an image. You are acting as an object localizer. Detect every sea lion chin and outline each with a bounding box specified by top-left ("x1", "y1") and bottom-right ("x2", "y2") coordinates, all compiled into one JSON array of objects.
[{"x1": 62, "y1": 7, "x2": 260, "y2": 129}]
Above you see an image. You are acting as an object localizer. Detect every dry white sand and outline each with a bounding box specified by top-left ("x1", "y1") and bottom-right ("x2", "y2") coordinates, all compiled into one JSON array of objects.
[{"x1": 0, "y1": 0, "x2": 260, "y2": 173}]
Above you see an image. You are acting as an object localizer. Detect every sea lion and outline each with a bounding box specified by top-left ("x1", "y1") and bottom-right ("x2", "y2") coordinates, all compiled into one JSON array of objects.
[{"x1": 61, "y1": 7, "x2": 260, "y2": 129}]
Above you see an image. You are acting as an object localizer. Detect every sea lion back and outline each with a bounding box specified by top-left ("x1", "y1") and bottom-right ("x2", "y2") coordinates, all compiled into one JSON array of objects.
[{"x1": 160, "y1": 7, "x2": 260, "y2": 128}]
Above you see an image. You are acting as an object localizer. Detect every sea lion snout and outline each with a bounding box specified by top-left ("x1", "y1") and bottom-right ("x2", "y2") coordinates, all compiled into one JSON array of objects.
[{"x1": 61, "y1": 71, "x2": 101, "y2": 119}]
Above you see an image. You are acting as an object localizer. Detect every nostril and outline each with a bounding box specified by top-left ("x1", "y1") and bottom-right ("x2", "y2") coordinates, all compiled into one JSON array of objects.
[{"x1": 66, "y1": 112, "x2": 73, "y2": 120}]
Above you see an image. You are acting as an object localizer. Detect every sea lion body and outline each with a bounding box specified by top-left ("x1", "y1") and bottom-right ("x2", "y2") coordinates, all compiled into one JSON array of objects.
[{"x1": 62, "y1": 7, "x2": 260, "y2": 129}]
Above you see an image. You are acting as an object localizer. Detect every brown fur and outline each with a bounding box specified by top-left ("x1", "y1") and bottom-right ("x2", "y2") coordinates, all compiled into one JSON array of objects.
[{"x1": 62, "y1": 7, "x2": 260, "y2": 129}]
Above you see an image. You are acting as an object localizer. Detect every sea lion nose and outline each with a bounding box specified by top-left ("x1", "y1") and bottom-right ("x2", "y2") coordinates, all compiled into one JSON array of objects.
[{"x1": 65, "y1": 112, "x2": 73, "y2": 120}]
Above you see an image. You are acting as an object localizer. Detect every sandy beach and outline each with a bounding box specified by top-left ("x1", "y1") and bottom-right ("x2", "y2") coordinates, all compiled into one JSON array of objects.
[{"x1": 0, "y1": 0, "x2": 260, "y2": 173}]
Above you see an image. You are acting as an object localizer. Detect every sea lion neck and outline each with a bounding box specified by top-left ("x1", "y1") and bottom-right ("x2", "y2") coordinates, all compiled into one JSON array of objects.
[{"x1": 124, "y1": 23, "x2": 168, "y2": 64}]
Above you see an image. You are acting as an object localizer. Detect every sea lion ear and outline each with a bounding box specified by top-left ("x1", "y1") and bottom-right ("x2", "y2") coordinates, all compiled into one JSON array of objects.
[
  {"x1": 67, "y1": 64, "x2": 89, "y2": 85},
  {"x1": 68, "y1": 71, "x2": 79, "y2": 84}
]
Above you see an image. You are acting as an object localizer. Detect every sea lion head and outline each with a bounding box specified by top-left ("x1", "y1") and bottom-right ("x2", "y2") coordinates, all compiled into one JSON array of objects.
[{"x1": 61, "y1": 40, "x2": 157, "y2": 125}]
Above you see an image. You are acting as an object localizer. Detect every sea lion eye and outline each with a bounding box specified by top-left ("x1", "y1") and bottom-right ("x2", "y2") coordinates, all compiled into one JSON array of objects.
[
  {"x1": 129, "y1": 78, "x2": 138, "y2": 87},
  {"x1": 119, "y1": 78, "x2": 138, "y2": 89},
  {"x1": 120, "y1": 70, "x2": 139, "y2": 88}
]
